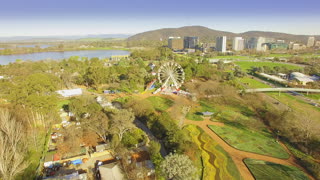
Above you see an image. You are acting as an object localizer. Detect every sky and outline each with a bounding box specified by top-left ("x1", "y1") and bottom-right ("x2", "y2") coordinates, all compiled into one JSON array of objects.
[{"x1": 0, "y1": 0, "x2": 320, "y2": 37}]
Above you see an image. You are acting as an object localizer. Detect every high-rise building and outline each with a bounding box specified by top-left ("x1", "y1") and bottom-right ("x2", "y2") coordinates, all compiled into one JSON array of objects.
[
  {"x1": 246, "y1": 37, "x2": 270, "y2": 51},
  {"x1": 315, "y1": 41, "x2": 320, "y2": 47},
  {"x1": 168, "y1": 37, "x2": 184, "y2": 50},
  {"x1": 232, "y1": 37, "x2": 244, "y2": 51},
  {"x1": 246, "y1": 37, "x2": 257, "y2": 49},
  {"x1": 184, "y1": 36, "x2": 199, "y2": 49},
  {"x1": 256, "y1": 37, "x2": 266, "y2": 51},
  {"x1": 216, "y1": 36, "x2": 227, "y2": 52},
  {"x1": 307, "y1": 37, "x2": 315, "y2": 47}
]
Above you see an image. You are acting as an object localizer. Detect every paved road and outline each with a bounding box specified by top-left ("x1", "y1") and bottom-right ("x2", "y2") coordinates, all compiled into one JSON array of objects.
[{"x1": 134, "y1": 119, "x2": 168, "y2": 157}]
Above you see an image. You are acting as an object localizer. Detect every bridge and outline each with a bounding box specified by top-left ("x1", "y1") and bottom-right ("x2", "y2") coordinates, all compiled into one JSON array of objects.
[{"x1": 244, "y1": 88, "x2": 320, "y2": 93}]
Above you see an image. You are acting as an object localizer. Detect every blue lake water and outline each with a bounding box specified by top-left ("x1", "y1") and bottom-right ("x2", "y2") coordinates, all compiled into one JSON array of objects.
[{"x1": 0, "y1": 50, "x2": 130, "y2": 65}]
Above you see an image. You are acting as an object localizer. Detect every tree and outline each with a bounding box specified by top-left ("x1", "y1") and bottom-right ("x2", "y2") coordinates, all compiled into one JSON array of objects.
[
  {"x1": 0, "y1": 109, "x2": 29, "y2": 180},
  {"x1": 233, "y1": 66, "x2": 246, "y2": 78},
  {"x1": 110, "y1": 109, "x2": 135, "y2": 141},
  {"x1": 160, "y1": 153, "x2": 197, "y2": 180},
  {"x1": 56, "y1": 126, "x2": 82, "y2": 157},
  {"x1": 83, "y1": 111, "x2": 110, "y2": 143},
  {"x1": 148, "y1": 141, "x2": 161, "y2": 156},
  {"x1": 122, "y1": 128, "x2": 145, "y2": 148},
  {"x1": 81, "y1": 129, "x2": 100, "y2": 147}
]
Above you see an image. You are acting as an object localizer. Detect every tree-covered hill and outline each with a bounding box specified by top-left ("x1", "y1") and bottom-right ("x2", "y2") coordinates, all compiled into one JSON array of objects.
[{"x1": 128, "y1": 26, "x2": 320, "y2": 43}]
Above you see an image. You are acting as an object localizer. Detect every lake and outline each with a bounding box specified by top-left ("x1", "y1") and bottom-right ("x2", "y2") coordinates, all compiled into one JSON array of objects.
[{"x1": 0, "y1": 50, "x2": 130, "y2": 65}]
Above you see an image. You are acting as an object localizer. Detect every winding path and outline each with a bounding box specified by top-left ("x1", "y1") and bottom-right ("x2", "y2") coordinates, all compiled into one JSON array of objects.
[{"x1": 184, "y1": 118, "x2": 315, "y2": 180}]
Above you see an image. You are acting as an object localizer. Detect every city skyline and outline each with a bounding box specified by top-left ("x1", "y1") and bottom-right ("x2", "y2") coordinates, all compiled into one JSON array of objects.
[{"x1": 1, "y1": 0, "x2": 320, "y2": 36}]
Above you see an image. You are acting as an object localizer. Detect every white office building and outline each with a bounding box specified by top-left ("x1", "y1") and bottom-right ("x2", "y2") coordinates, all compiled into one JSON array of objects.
[
  {"x1": 307, "y1": 37, "x2": 315, "y2": 47},
  {"x1": 256, "y1": 37, "x2": 266, "y2": 51},
  {"x1": 216, "y1": 36, "x2": 227, "y2": 52},
  {"x1": 233, "y1": 37, "x2": 244, "y2": 51},
  {"x1": 246, "y1": 37, "x2": 269, "y2": 51}
]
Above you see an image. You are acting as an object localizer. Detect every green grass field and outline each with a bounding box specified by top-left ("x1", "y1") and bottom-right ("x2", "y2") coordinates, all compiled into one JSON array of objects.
[
  {"x1": 146, "y1": 96, "x2": 174, "y2": 111},
  {"x1": 209, "y1": 123, "x2": 289, "y2": 159},
  {"x1": 267, "y1": 92, "x2": 320, "y2": 112},
  {"x1": 238, "y1": 77, "x2": 272, "y2": 88},
  {"x1": 184, "y1": 125, "x2": 242, "y2": 180},
  {"x1": 113, "y1": 96, "x2": 133, "y2": 104},
  {"x1": 57, "y1": 99, "x2": 70, "y2": 110},
  {"x1": 235, "y1": 61, "x2": 302, "y2": 71},
  {"x1": 186, "y1": 101, "x2": 216, "y2": 121},
  {"x1": 244, "y1": 158, "x2": 309, "y2": 180},
  {"x1": 304, "y1": 93, "x2": 320, "y2": 101},
  {"x1": 212, "y1": 55, "x2": 251, "y2": 60}
]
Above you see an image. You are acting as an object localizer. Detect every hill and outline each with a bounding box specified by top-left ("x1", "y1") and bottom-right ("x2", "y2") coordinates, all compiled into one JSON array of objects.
[{"x1": 128, "y1": 26, "x2": 320, "y2": 43}]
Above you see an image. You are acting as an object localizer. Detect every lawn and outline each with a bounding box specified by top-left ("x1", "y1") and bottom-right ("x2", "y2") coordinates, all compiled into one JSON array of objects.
[
  {"x1": 146, "y1": 96, "x2": 174, "y2": 111},
  {"x1": 184, "y1": 125, "x2": 242, "y2": 180},
  {"x1": 267, "y1": 92, "x2": 320, "y2": 113},
  {"x1": 113, "y1": 96, "x2": 133, "y2": 104},
  {"x1": 209, "y1": 123, "x2": 289, "y2": 159},
  {"x1": 244, "y1": 158, "x2": 309, "y2": 180},
  {"x1": 57, "y1": 99, "x2": 70, "y2": 110},
  {"x1": 186, "y1": 101, "x2": 216, "y2": 121},
  {"x1": 212, "y1": 55, "x2": 251, "y2": 60},
  {"x1": 304, "y1": 93, "x2": 320, "y2": 101},
  {"x1": 238, "y1": 77, "x2": 272, "y2": 89},
  {"x1": 264, "y1": 54, "x2": 293, "y2": 58},
  {"x1": 235, "y1": 61, "x2": 302, "y2": 72}
]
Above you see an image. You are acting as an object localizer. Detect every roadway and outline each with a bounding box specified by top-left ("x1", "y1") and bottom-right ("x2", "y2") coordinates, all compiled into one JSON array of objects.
[{"x1": 244, "y1": 75, "x2": 320, "y2": 107}]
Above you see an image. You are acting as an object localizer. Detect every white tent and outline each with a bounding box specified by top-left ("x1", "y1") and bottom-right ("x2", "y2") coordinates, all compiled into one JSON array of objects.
[{"x1": 56, "y1": 88, "x2": 83, "y2": 97}]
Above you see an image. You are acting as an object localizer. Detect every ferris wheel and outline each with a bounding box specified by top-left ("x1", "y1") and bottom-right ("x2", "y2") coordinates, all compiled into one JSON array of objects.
[{"x1": 157, "y1": 62, "x2": 185, "y2": 93}]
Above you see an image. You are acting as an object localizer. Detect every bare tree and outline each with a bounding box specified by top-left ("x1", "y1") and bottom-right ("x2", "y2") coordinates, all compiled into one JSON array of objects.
[
  {"x1": 295, "y1": 112, "x2": 320, "y2": 148},
  {"x1": 0, "y1": 109, "x2": 29, "y2": 180},
  {"x1": 82, "y1": 111, "x2": 110, "y2": 143},
  {"x1": 110, "y1": 109, "x2": 135, "y2": 141}
]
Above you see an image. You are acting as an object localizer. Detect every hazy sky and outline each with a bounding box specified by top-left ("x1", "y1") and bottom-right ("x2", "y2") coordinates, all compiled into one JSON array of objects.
[{"x1": 0, "y1": 0, "x2": 319, "y2": 36}]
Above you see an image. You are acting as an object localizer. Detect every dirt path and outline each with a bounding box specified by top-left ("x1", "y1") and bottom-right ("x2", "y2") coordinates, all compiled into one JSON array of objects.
[
  {"x1": 184, "y1": 118, "x2": 315, "y2": 180},
  {"x1": 104, "y1": 92, "x2": 315, "y2": 179}
]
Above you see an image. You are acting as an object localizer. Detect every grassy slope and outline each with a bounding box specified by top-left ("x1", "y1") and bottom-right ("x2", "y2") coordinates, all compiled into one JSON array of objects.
[
  {"x1": 209, "y1": 124, "x2": 289, "y2": 159},
  {"x1": 184, "y1": 125, "x2": 242, "y2": 180},
  {"x1": 212, "y1": 55, "x2": 251, "y2": 60},
  {"x1": 186, "y1": 101, "x2": 216, "y2": 121},
  {"x1": 244, "y1": 158, "x2": 309, "y2": 180},
  {"x1": 268, "y1": 92, "x2": 320, "y2": 113},
  {"x1": 238, "y1": 77, "x2": 271, "y2": 88},
  {"x1": 146, "y1": 96, "x2": 174, "y2": 111},
  {"x1": 235, "y1": 61, "x2": 302, "y2": 71},
  {"x1": 304, "y1": 93, "x2": 320, "y2": 101}
]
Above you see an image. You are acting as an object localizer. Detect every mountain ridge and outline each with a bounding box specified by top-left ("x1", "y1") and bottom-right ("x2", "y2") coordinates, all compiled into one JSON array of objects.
[{"x1": 128, "y1": 26, "x2": 320, "y2": 43}]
